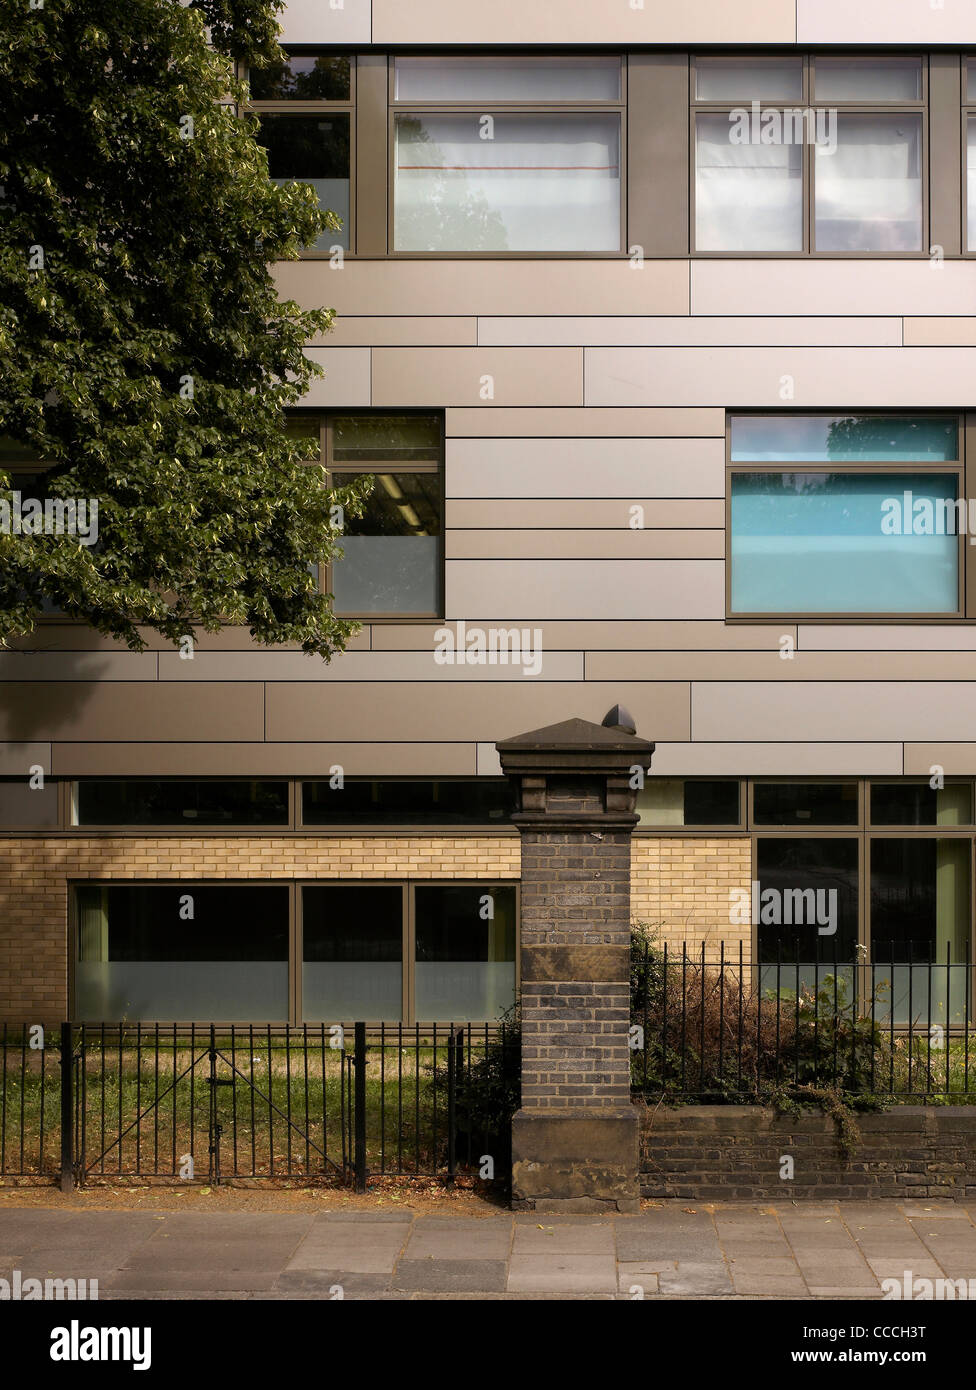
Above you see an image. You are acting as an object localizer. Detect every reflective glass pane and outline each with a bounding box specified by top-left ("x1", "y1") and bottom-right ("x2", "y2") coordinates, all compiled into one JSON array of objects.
[
  {"x1": 731, "y1": 472, "x2": 960, "y2": 614},
  {"x1": 754, "y1": 782, "x2": 859, "y2": 826},
  {"x1": 756, "y1": 837, "x2": 859, "y2": 974},
  {"x1": 637, "y1": 779, "x2": 740, "y2": 826},
  {"x1": 730, "y1": 415, "x2": 958, "y2": 462},
  {"x1": 969, "y1": 117, "x2": 976, "y2": 252},
  {"x1": 302, "y1": 780, "x2": 514, "y2": 825},
  {"x1": 695, "y1": 58, "x2": 802, "y2": 102},
  {"x1": 870, "y1": 782, "x2": 973, "y2": 826},
  {"x1": 332, "y1": 415, "x2": 440, "y2": 463},
  {"x1": 695, "y1": 113, "x2": 802, "y2": 251},
  {"x1": 74, "y1": 780, "x2": 289, "y2": 826},
  {"x1": 249, "y1": 53, "x2": 351, "y2": 101},
  {"x1": 395, "y1": 56, "x2": 620, "y2": 102},
  {"x1": 814, "y1": 113, "x2": 922, "y2": 251},
  {"x1": 256, "y1": 114, "x2": 350, "y2": 250},
  {"x1": 414, "y1": 885, "x2": 517, "y2": 1022},
  {"x1": 870, "y1": 838, "x2": 970, "y2": 1023},
  {"x1": 75, "y1": 885, "x2": 289, "y2": 1021},
  {"x1": 331, "y1": 472, "x2": 440, "y2": 615},
  {"x1": 394, "y1": 113, "x2": 621, "y2": 252},
  {"x1": 814, "y1": 57, "x2": 921, "y2": 102},
  {"x1": 302, "y1": 886, "x2": 402, "y2": 1021}
]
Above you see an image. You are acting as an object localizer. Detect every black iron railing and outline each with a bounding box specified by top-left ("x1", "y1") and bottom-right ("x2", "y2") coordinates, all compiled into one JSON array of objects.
[
  {"x1": 0, "y1": 1020, "x2": 518, "y2": 1189},
  {"x1": 630, "y1": 942, "x2": 976, "y2": 1102}
]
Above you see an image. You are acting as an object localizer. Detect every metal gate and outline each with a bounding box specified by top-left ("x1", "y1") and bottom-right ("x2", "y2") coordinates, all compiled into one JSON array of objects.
[{"x1": 67, "y1": 1023, "x2": 350, "y2": 1185}]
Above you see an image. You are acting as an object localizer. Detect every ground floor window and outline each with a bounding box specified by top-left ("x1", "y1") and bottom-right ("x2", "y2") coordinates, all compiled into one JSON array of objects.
[
  {"x1": 74, "y1": 881, "x2": 518, "y2": 1026},
  {"x1": 75, "y1": 885, "x2": 290, "y2": 1022},
  {"x1": 748, "y1": 787, "x2": 975, "y2": 1024}
]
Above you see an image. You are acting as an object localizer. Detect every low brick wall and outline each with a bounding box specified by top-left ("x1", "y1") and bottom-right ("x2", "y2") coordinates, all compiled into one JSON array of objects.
[{"x1": 639, "y1": 1104, "x2": 976, "y2": 1200}]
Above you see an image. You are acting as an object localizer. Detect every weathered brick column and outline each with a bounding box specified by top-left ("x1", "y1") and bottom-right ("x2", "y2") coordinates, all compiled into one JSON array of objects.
[{"x1": 497, "y1": 710, "x2": 654, "y2": 1212}]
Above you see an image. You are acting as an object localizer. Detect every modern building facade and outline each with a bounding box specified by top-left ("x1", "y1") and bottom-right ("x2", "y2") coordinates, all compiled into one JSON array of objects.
[{"x1": 4, "y1": 0, "x2": 976, "y2": 1029}]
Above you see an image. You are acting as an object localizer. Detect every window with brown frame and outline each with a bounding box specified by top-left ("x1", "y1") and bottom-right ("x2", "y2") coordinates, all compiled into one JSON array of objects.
[
  {"x1": 72, "y1": 880, "x2": 518, "y2": 1025},
  {"x1": 289, "y1": 411, "x2": 444, "y2": 620},
  {"x1": 390, "y1": 55, "x2": 626, "y2": 253},
  {"x1": 247, "y1": 50, "x2": 355, "y2": 253},
  {"x1": 726, "y1": 413, "x2": 967, "y2": 621},
  {"x1": 692, "y1": 54, "x2": 927, "y2": 255}
]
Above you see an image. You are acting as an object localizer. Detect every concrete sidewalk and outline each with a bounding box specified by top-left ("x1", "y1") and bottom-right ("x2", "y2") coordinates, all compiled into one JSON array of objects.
[{"x1": 4, "y1": 1200, "x2": 976, "y2": 1299}]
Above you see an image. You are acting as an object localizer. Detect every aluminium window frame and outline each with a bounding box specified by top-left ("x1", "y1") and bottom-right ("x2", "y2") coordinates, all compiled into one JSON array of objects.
[
  {"x1": 635, "y1": 776, "x2": 745, "y2": 834},
  {"x1": 690, "y1": 52, "x2": 929, "y2": 258},
  {"x1": 388, "y1": 54, "x2": 628, "y2": 258},
  {"x1": 322, "y1": 409, "x2": 445, "y2": 622},
  {"x1": 66, "y1": 778, "x2": 296, "y2": 835},
  {"x1": 5, "y1": 775, "x2": 519, "y2": 837},
  {"x1": 298, "y1": 776, "x2": 516, "y2": 835},
  {"x1": 724, "y1": 411, "x2": 968, "y2": 623},
  {"x1": 244, "y1": 48, "x2": 357, "y2": 257},
  {"x1": 68, "y1": 877, "x2": 520, "y2": 1027}
]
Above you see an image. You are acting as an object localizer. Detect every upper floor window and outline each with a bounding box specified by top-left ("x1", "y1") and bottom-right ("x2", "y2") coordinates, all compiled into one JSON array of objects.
[
  {"x1": 693, "y1": 55, "x2": 925, "y2": 254},
  {"x1": 727, "y1": 414, "x2": 964, "y2": 619},
  {"x1": 248, "y1": 50, "x2": 354, "y2": 251},
  {"x1": 391, "y1": 56, "x2": 624, "y2": 253},
  {"x1": 291, "y1": 412, "x2": 443, "y2": 619}
]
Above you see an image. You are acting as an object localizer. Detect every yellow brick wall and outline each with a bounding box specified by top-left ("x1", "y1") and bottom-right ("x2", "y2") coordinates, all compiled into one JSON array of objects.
[
  {"x1": 0, "y1": 834, "x2": 751, "y2": 1022},
  {"x1": 632, "y1": 836, "x2": 753, "y2": 959}
]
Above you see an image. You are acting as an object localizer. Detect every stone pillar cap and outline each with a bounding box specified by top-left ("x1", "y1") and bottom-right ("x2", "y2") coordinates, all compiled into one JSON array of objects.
[{"x1": 496, "y1": 716, "x2": 654, "y2": 773}]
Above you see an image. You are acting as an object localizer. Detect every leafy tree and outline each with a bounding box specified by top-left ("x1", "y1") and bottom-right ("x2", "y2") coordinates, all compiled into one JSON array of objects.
[{"x1": 0, "y1": 0, "x2": 368, "y2": 656}]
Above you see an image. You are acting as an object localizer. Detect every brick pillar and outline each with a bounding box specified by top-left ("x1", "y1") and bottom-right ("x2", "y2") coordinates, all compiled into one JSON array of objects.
[{"x1": 497, "y1": 711, "x2": 654, "y2": 1213}]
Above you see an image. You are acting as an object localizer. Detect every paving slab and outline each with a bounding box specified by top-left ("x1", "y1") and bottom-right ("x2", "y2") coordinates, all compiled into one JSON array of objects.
[
  {"x1": 393, "y1": 1259, "x2": 508, "y2": 1293},
  {"x1": 618, "y1": 1271, "x2": 659, "y2": 1295},
  {"x1": 274, "y1": 1271, "x2": 391, "y2": 1296},
  {"x1": 8, "y1": 1198, "x2": 976, "y2": 1300},
  {"x1": 657, "y1": 1261, "x2": 734, "y2": 1295},
  {"x1": 404, "y1": 1225, "x2": 512, "y2": 1259},
  {"x1": 512, "y1": 1222, "x2": 615, "y2": 1255},
  {"x1": 507, "y1": 1253, "x2": 618, "y2": 1294},
  {"x1": 730, "y1": 1274, "x2": 809, "y2": 1296}
]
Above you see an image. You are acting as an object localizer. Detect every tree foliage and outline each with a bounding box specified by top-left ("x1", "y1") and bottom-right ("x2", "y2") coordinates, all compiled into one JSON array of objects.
[{"x1": 0, "y1": 0, "x2": 367, "y2": 655}]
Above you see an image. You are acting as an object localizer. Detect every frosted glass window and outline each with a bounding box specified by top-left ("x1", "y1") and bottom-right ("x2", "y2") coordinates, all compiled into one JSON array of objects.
[
  {"x1": 731, "y1": 415, "x2": 958, "y2": 463},
  {"x1": 331, "y1": 472, "x2": 440, "y2": 615},
  {"x1": 414, "y1": 886, "x2": 517, "y2": 1023},
  {"x1": 393, "y1": 113, "x2": 621, "y2": 252},
  {"x1": 303, "y1": 886, "x2": 402, "y2": 1021},
  {"x1": 814, "y1": 114, "x2": 922, "y2": 251},
  {"x1": 75, "y1": 885, "x2": 289, "y2": 1022},
  {"x1": 730, "y1": 472, "x2": 960, "y2": 614},
  {"x1": 256, "y1": 115, "x2": 350, "y2": 250},
  {"x1": 814, "y1": 58, "x2": 921, "y2": 102},
  {"x1": 395, "y1": 56, "x2": 620, "y2": 102},
  {"x1": 695, "y1": 114, "x2": 802, "y2": 251},
  {"x1": 695, "y1": 58, "x2": 802, "y2": 102},
  {"x1": 969, "y1": 118, "x2": 976, "y2": 252}
]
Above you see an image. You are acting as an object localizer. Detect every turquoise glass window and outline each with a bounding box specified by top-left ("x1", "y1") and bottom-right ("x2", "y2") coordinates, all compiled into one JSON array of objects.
[
  {"x1": 730, "y1": 472, "x2": 960, "y2": 614},
  {"x1": 730, "y1": 416, "x2": 958, "y2": 464}
]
